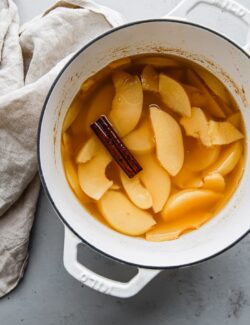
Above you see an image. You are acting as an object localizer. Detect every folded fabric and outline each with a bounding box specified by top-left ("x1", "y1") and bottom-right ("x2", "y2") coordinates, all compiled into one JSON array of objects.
[{"x1": 0, "y1": 0, "x2": 124, "y2": 297}]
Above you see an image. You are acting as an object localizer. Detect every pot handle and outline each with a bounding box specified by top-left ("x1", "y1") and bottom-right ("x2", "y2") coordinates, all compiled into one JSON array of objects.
[
  {"x1": 63, "y1": 227, "x2": 160, "y2": 298},
  {"x1": 166, "y1": 0, "x2": 250, "y2": 53}
]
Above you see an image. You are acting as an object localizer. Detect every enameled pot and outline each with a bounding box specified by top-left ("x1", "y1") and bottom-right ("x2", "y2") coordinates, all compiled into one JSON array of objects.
[{"x1": 38, "y1": 0, "x2": 250, "y2": 297}]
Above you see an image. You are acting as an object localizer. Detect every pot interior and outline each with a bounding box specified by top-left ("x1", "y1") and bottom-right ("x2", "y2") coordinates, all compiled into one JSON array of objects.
[{"x1": 39, "y1": 20, "x2": 250, "y2": 268}]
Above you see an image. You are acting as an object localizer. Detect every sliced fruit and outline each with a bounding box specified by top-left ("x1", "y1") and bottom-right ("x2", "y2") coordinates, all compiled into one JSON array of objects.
[
  {"x1": 63, "y1": 95, "x2": 82, "y2": 131},
  {"x1": 81, "y1": 68, "x2": 111, "y2": 94},
  {"x1": 204, "y1": 141, "x2": 243, "y2": 176},
  {"x1": 85, "y1": 83, "x2": 114, "y2": 127},
  {"x1": 161, "y1": 189, "x2": 222, "y2": 221},
  {"x1": 173, "y1": 166, "x2": 203, "y2": 189},
  {"x1": 123, "y1": 120, "x2": 155, "y2": 154},
  {"x1": 141, "y1": 65, "x2": 159, "y2": 92},
  {"x1": 63, "y1": 157, "x2": 85, "y2": 199},
  {"x1": 78, "y1": 147, "x2": 112, "y2": 200},
  {"x1": 133, "y1": 56, "x2": 180, "y2": 67},
  {"x1": 227, "y1": 112, "x2": 242, "y2": 128},
  {"x1": 207, "y1": 120, "x2": 244, "y2": 145},
  {"x1": 150, "y1": 106, "x2": 184, "y2": 176},
  {"x1": 180, "y1": 107, "x2": 210, "y2": 146},
  {"x1": 146, "y1": 212, "x2": 212, "y2": 241},
  {"x1": 159, "y1": 74, "x2": 191, "y2": 117},
  {"x1": 224, "y1": 156, "x2": 244, "y2": 198},
  {"x1": 99, "y1": 191, "x2": 156, "y2": 236},
  {"x1": 181, "y1": 107, "x2": 244, "y2": 147},
  {"x1": 81, "y1": 78, "x2": 95, "y2": 93},
  {"x1": 203, "y1": 173, "x2": 225, "y2": 192},
  {"x1": 112, "y1": 70, "x2": 131, "y2": 89},
  {"x1": 110, "y1": 71, "x2": 143, "y2": 136},
  {"x1": 184, "y1": 139, "x2": 220, "y2": 172},
  {"x1": 62, "y1": 132, "x2": 73, "y2": 154},
  {"x1": 120, "y1": 172, "x2": 153, "y2": 209},
  {"x1": 194, "y1": 66, "x2": 231, "y2": 105},
  {"x1": 108, "y1": 57, "x2": 131, "y2": 69},
  {"x1": 187, "y1": 69, "x2": 225, "y2": 118},
  {"x1": 138, "y1": 154, "x2": 171, "y2": 213},
  {"x1": 182, "y1": 84, "x2": 207, "y2": 107},
  {"x1": 76, "y1": 137, "x2": 98, "y2": 163}
]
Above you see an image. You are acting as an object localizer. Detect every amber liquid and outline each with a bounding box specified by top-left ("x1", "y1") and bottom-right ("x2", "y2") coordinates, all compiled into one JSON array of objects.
[{"x1": 61, "y1": 54, "x2": 245, "y2": 241}]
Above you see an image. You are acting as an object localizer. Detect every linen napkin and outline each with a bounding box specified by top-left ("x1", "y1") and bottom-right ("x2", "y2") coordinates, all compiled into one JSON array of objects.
[{"x1": 0, "y1": 0, "x2": 124, "y2": 297}]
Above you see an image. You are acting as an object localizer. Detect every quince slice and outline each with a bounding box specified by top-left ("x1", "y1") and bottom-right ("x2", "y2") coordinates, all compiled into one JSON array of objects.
[
  {"x1": 138, "y1": 154, "x2": 171, "y2": 213},
  {"x1": 150, "y1": 106, "x2": 184, "y2": 176},
  {"x1": 120, "y1": 172, "x2": 153, "y2": 209},
  {"x1": 123, "y1": 120, "x2": 155, "y2": 154},
  {"x1": 146, "y1": 212, "x2": 212, "y2": 241},
  {"x1": 110, "y1": 71, "x2": 143, "y2": 136},
  {"x1": 141, "y1": 65, "x2": 159, "y2": 92},
  {"x1": 99, "y1": 191, "x2": 156, "y2": 236},
  {"x1": 204, "y1": 141, "x2": 243, "y2": 176},
  {"x1": 161, "y1": 189, "x2": 222, "y2": 221},
  {"x1": 159, "y1": 73, "x2": 191, "y2": 117}
]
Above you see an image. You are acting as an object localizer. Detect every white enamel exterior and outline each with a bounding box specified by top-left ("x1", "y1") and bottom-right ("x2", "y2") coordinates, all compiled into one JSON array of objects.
[{"x1": 39, "y1": 0, "x2": 250, "y2": 297}]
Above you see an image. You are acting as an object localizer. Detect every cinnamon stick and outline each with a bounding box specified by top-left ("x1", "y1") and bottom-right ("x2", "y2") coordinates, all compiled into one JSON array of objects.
[{"x1": 91, "y1": 115, "x2": 142, "y2": 178}]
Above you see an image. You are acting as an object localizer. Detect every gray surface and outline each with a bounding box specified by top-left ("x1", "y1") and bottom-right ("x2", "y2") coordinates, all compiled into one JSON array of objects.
[{"x1": 1, "y1": 0, "x2": 250, "y2": 324}]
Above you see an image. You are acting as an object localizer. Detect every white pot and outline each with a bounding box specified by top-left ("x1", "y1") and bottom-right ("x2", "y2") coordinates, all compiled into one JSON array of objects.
[{"x1": 38, "y1": 0, "x2": 250, "y2": 298}]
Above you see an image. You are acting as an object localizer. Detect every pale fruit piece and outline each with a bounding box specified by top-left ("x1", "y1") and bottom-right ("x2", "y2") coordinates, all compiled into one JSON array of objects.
[
  {"x1": 123, "y1": 120, "x2": 155, "y2": 154},
  {"x1": 110, "y1": 72, "x2": 143, "y2": 136},
  {"x1": 62, "y1": 132, "x2": 72, "y2": 154},
  {"x1": 138, "y1": 154, "x2": 171, "y2": 213},
  {"x1": 99, "y1": 191, "x2": 156, "y2": 236},
  {"x1": 224, "y1": 156, "x2": 244, "y2": 199},
  {"x1": 180, "y1": 107, "x2": 210, "y2": 146},
  {"x1": 81, "y1": 69, "x2": 111, "y2": 93},
  {"x1": 63, "y1": 95, "x2": 81, "y2": 131},
  {"x1": 159, "y1": 74, "x2": 191, "y2": 117},
  {"x1": 204, "y1": 141, "x2": 243, "y2": 176},
  {"x1": 108, "y1": 57, "x2": 131, "y2": 69},
  {"x1": 203, "y1": 173, "x2": 225, "y2": 192},
  {"x1": 227, "y1": 112, "x2": 242, "y2": 128},
  {"x1": 133, "y1": 56, "x2": 180, "y2": 67},
  {"x1": 63, "y1": 157, "x2": 85, "y2": 199},
  {"x1": 81, "y1": 78, "x2": 95, "y2": 92},
  {"x1": 150, "y1": 106, "x2": 184, "y2": 176},
  {"x1": 215, "y1": 156, "x2": 245, "y2": 213},
  {"x1": 112, "y1": 70, "x2": 131, "y2": 89},
  {"x1": 146, "y1": 212, "x2": 212, "y2": 241},
  {"x1": 173, "y1": 166, "x2": 203, "y2": 189},
  {"x1": 120, "y1": 172, "x2": 153, "y2": 209},
  {"x1": 207, "y1": 120, "x2": 244, "y2": 145},
  {"x1": 85, "y1": 83, "x2": 114, "y2": 127},
  {"x1": 181, "y1": 107, "x2": 243, "y2": 147},
  {"x1": 195, "y1": 66, "x2": 231, "y2": 105},
  {"x1": 185, "y1": 139, "x2": 220, "y2": 172},
  {"x1": 78, "y1": 149, "x2": 112, "y2": 200},
  {"x1": 161, "y1": 189, "x2": 222, "y2": 221},
  {"x1": 182, "y1": 84, "x2": 207, "y2": 107},
  {"x1": 187, "y1": 69, "x2": 225, "y2": 118},
  {"x1": 76, "y1": 137, "x2": 98, "y2": 163},
  {"x1": 141, "y1": 65, "x2": 159, "y2": 92}
]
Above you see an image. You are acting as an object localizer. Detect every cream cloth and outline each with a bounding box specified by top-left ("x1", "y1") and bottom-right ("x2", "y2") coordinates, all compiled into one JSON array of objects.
[{"x1": 0, "y1": 0, "x2": 124, "y2": 297}]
